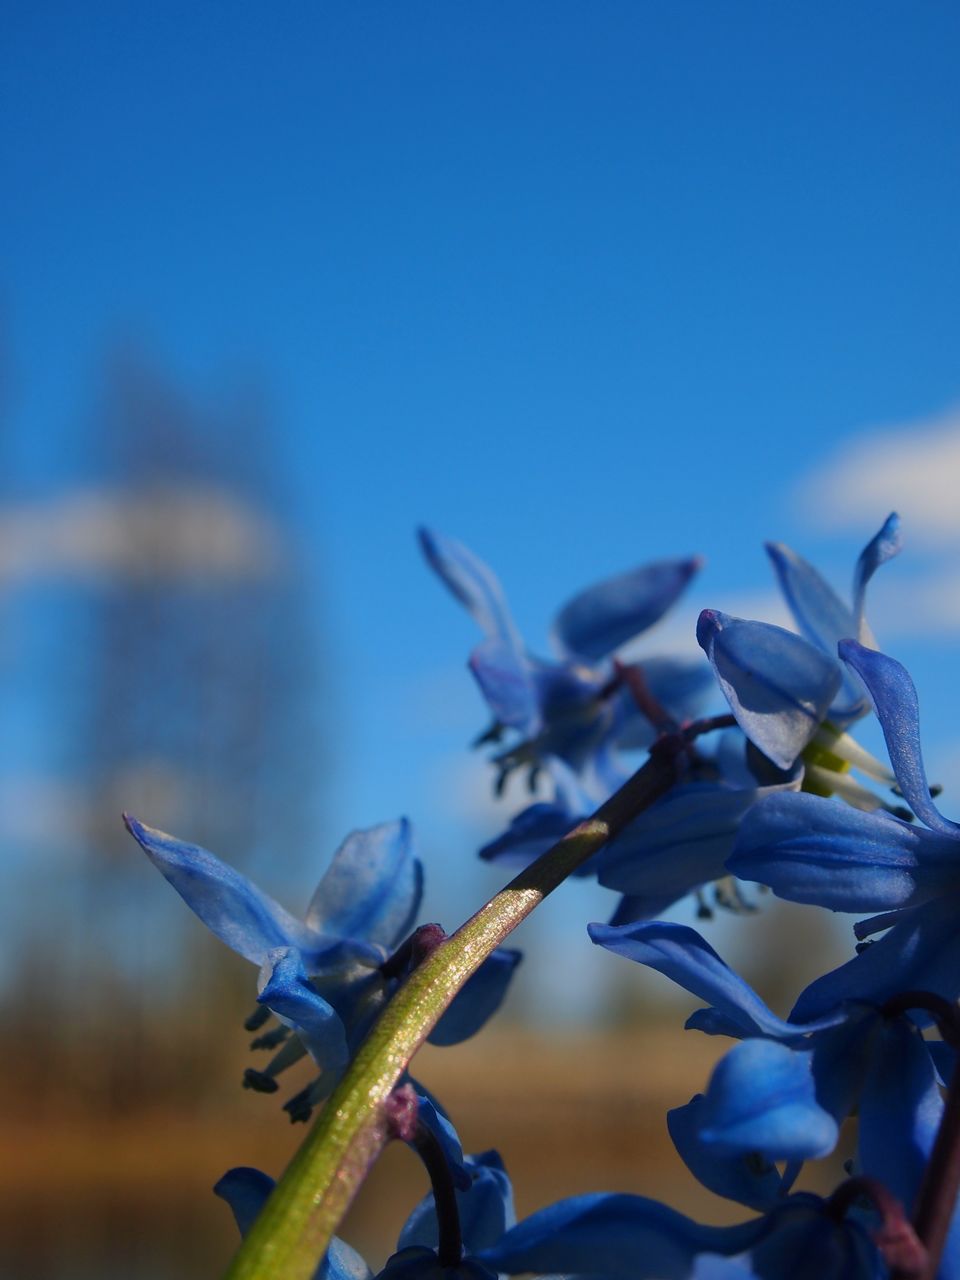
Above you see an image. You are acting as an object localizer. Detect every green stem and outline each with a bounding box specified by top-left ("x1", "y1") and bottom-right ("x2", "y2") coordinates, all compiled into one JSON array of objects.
[{"x1": 224, "y1": 734, "x2": 687, "y2": 1280}]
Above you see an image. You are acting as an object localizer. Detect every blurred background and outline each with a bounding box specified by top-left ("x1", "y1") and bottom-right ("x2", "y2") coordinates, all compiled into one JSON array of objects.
[{"x1": 3, "y1": 4, "x2": 960, "y2": 1276}]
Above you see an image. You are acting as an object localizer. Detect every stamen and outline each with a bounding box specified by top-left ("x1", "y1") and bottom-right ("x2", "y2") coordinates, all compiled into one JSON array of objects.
[
  {"x1": 804, "y1": 765, "x2": 888, "y2": 813},
  {"x1": 713, "y1": 876, "x2": 756, "y2": 914},
  {"x1": 472, "y1": 720, "x2": 504, "y2": 748},
  {"x1": 242, "y1": 1069, "x2": 279, "y2": 1094},
  {"x1": 283, "y1": 1077, "x2": 326, "y2": 1124},
  {"x1": 250, "y1": 1025, "x2": 290, "y2": 1052},
  {"x1": 811, "y1": 727, "x2": 896, "y2": 784},
  {"x1": 242, "y1": 1029, "x2": 308, "y2": 1092},
  {"x1": 243, "y1": 1005, "x2": 271, "y2": 1032}
]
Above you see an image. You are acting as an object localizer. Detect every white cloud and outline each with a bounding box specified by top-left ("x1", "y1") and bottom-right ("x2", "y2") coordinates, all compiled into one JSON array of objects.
[
  {"x1": 796, "y1": 406, "x2": 960, "y2": 544},
  {"x1": 0, "y1": 485, "x2": 284, "y2": 583},
  {"x1": 866, "y1": 568, "x2": 960, "y2": 638}
]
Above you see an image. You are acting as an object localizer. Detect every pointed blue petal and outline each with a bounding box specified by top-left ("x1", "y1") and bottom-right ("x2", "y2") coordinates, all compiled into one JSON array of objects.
[
  {"x1": 766, "y1": 542, "x2": 856, "y2": 654},
  {"x1": 696, "y1": 612, "x2": 841, "y2": 770},
  {"x1": 552, "y1": 557, "x2": 701, "y2": 661},
  {"x1": 859, "y1": 1018, "x2": 941, "y2": 1206},
  {"x1": 399, "y1": 1150, "x2": 515, "y2": 1255},
  {"x1": 589, "y1": 920, "x2": 843, "y2": 1040},
  {"x1": 697, "y1": 1041, "x2": 837, "y2": 1161},
  {"x1": 764, "y1": 541, "x2": 867, "y2": 721},
  {"x1": 791, "y1": 894, "x2": 960, "y2": 1023},
  {"x1": 214, "y1": 1166, "x2": 275, "y2": 1236},
  {"x1": 429, "y1": 949, "x2": 522, "y2": 1046},
  {"x1": 417, "y1": 527, "x2": 520, "y2": 648},
  {"x1": 668, "y1": 1095, "x2": 785, "y2": 1211},
  {"x1": 305, "y1": 819, "x2": 424, "y2": 951},
  {"x1": 480, "y1": 759, "x2": 591, "y2": 872},
  {"x1": 477, "y1": 1193, "x2": 768, "y2": 1279},
  {"x1": 258, "y1": 948, "x2": 350, "y2": 1095},
  {"x1": 730, "y1": 791, "x2": 960, "y2": 914},
  {"x1": 808, "y1": 1011, "x2": 880, "y2": 1125},
  {"x1": 851, "y1": 514, "x2": 901, "y2": 642},
  {"x1": 839, "y1": 641, "x2": 958, "y2": 836},
  {"x1": 598, "y1": 781, "x2": 783, "y2": 912},
  {"x1": 684, "y1": 1007, "x2": 753, "y2": 1038},
  {"x1": 124, "y1": 815, "x2": 318, "y2": 966},
  {"x1": 479, "y1": 802, "x2": 589, "y2": 873},
  {"x1": 469, "y1": 636, "x2": 539, "y2": 731}
]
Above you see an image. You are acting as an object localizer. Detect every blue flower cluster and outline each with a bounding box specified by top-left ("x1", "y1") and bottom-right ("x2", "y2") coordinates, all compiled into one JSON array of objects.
[{"x1": 129, "y1": 511, "x2": 960, "y2": 1279}]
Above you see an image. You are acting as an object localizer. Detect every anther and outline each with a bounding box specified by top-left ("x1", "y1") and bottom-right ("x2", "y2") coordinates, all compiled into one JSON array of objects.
[
  {"x1": 283, "y1": 1078, "x2": 326, "y2": 1124},
  {"x1": 242, "y1": 1068, "x2": 279, "y2": 1094},
  {"x1": 243, "y1": 1006, "x2": 271, "y2": 1032}
]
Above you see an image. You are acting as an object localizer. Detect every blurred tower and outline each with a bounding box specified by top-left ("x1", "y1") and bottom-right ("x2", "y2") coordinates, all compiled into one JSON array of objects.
[{"x1": 8, "y1": 348, "x2": 324, "y2": 1112}]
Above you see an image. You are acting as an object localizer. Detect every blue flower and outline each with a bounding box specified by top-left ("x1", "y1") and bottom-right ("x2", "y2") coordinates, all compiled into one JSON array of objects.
[
  {"x1": 588, "y1": 917, "x2": 960, "y2": 1270},
  {"x1": 125, "y1": 815, "x2": 520, "y2": 1114},
  {"x1": 418, "y1": 527, "x2": 708, "y2": 782},
  {"x1": 728, "y1": 640, "x2": 960, "y2": 1017}
]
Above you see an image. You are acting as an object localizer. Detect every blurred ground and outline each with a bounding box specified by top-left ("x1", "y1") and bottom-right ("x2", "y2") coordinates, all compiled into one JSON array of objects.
[{"x1": 2, "y1": 1024, "x2": 850, "y2": 1279}]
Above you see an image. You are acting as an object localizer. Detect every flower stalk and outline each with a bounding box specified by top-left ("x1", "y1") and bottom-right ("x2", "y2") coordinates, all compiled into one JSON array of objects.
[{"x1": 223, "y1": 730, "x2": 692, "y2": 1280}]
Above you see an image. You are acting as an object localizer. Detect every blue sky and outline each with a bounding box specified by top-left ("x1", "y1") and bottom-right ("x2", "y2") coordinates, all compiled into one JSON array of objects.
[{"x1": 3, "y1": 4, "x2": 960, "y2": 1017}]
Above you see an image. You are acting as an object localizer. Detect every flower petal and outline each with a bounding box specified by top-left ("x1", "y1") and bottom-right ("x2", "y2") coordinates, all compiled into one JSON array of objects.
[
  {"x1": 838, "y1": 641, "x2": 958, "y2": 836},
  {"x1": 598, "y1": 781, "x2": 786, "y2": 914},
  {"x1": 668, "y1": 1094, "x2": 785, "y2": 1211},
  {"x1": 480, "y1": 802, "x2": 591, "y2": 873},
  {"x1": 214, "y1": 1166, "x2": 275, "y2": 1236},
  {"x1": 429, "y1": 949, "x2": 522, "y2": 1046},
  {"x1": 419, "y1": 527, "x2": 538, "y2": 730},
  {"x1": 124, "y1": 815, "x2": 320, "y2": 966},
  {"x1": 305, "y1": 819, "x2": 424, "y2": 951},
  {"x1": 790, "y1": 893, "x2": 960, "y2": 1023},
  {"x1": 552, "y1": 558, "x2": 701, "y2": 662},
  {"x1": 730, "y1": 791, "x2": 960, "y2": 914},
  {"x1": 417, "y1": 527, "x2": 520, "y2": 649},
  {"x1": 766, "y1": 542, "x2": 856, "y2": 656},
  {"x1": 696, "y1": 612, "x2": 841, "y2": 770},
  {"x1": 588, "y1": 920, "x2": 842, "y2": 1040},
  {"x1": 257, "y1": 948, "x2": 350, "y2": 1096},
  {"x1": 696, "y1": 1041, "x2": 837, "y2": 1161},
  {"x1": 477, "y1": 1193, "x2": 767, "y2": 1279},
  {"x1": 858, "y1": 1018, "x2": 941, "y2": 1205},
  {"x1": 851, "y1": 513, "x2": 901, "y2": 643},
  {"x1": 469, "y1": 637, "x2": 539, "y2": 731}
]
